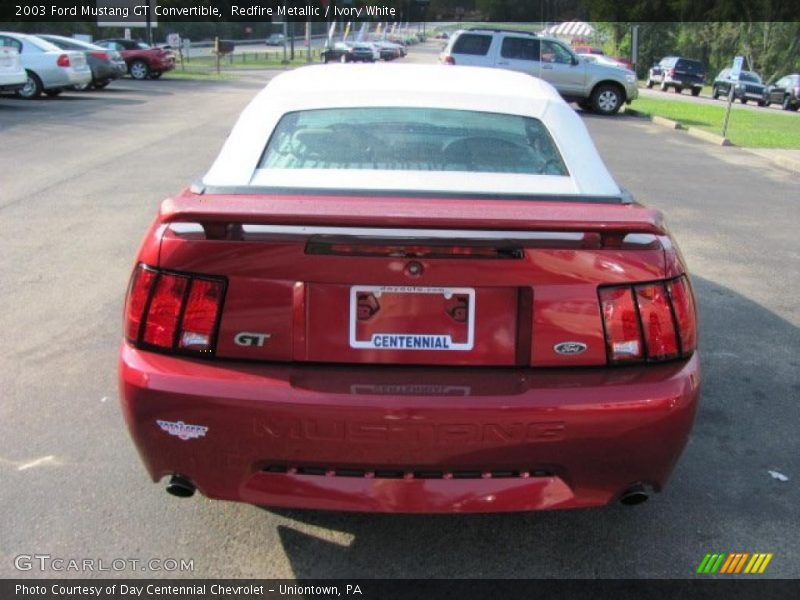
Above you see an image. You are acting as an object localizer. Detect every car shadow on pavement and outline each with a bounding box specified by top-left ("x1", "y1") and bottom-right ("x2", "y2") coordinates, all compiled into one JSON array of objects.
[{"x1": 252, "y1": 275, "x2": 799, "y2": 578}]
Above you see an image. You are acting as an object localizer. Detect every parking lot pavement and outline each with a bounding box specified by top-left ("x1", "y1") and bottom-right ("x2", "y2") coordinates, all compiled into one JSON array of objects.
[{"x1": 0, "y1": 64, "x2": 798, "y2": 579}]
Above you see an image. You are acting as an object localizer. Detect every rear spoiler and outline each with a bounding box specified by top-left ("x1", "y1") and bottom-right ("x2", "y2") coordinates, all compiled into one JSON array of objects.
[{"x1": 159, "y1": 187, "x2": 666, "y2": 235}]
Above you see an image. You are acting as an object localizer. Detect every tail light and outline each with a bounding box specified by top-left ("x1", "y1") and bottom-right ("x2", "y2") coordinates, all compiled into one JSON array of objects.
[
  {"x1": 599, "y1": 275, "x2": 697, "y2": 364},
  {"x1": 56, "y1": 54, "x2": 71, "y2": 67},
  {"x1": 90, "y1": 51, "x2": 110, "y2": 60},
  {"x1": 442, "y1": 56, "x2": 455, "y2": 65},
  {"x1": 124, "y1": 264, "x2": 225, "y2": 356}
]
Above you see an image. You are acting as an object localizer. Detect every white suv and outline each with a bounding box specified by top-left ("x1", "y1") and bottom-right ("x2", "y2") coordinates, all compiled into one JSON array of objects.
[{"x1": 440, "y1": 29, "x2": 638, "y2": 115}]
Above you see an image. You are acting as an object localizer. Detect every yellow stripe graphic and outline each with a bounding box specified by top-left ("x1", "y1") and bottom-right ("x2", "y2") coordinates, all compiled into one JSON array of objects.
[
  {"x1": 744, "y1": 554, "x2": 760, "y2": 574},
  {"x1": 758, "y1": 554, "x2": 774, "y2": 573},
  {"x1": 744, "y1": 552, "x2": 767, "y2": 573}
]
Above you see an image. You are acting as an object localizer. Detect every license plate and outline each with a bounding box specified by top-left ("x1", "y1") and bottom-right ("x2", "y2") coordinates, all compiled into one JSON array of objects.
[{"x1": 349, "y1": 285, "x2": 475, "y2": 351}]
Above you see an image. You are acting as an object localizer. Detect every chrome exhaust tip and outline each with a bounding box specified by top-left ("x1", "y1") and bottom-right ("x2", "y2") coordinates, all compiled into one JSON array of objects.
[
  {"x1": 619, "y1": 484, "x2": 649, "y2": 506},
  {"x1": 165, "y1": 474, "x2": 196, "y2": 498}
]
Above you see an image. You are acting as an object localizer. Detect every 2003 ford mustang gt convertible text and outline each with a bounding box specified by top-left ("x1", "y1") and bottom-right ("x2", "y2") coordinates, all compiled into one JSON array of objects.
[{"x1": 119, "y1": 65, "x2": 700, "y2": 513}]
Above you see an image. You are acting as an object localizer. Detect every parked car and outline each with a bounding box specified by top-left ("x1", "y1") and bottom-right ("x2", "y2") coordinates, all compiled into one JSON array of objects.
[
  {"x1": 765, "y1": 73, "x2": 800, "y2": 111},
  {"x1": 371, "y1": 41, "x2": 403, "y2": 61},
  {"x1": 647, "y1": 56, "x2": 705, "y2": 95},
  {"x1": 611, "y1": 56, "x2": 635, "y2": 71},
  {"x1": 711, "y1": 68, "x2": 768, "y2": 105},
  {"x1": 0, "y1": 44, "x2": 26, "y2": 94},
  {"x1": 94, "y1": 38, "x2": 175, "y2": 80},
  {"x1": 573, "y1": 45, "x2": 603, "y2": 55},
  {"x1": 119, "y1": 64, "x2": 699, "y2": 513},
  {"x1": 321, "y1": 42, "x2": 377, "y2": 63},
  {"x1": 578, "y1": 53, "x2": 627, "y2": 70},
  {"x1": 0, "y1": 32, "x2": 91, "y2": 98},
  {"x1": 36, "y1": 34, "x2": 126, "y2": 90},
  {"x1": 440, "y1": 29, "x2": 638, "y2": 115},
  {"x1": 265, "y1": 33, "x2": 285, "y2": 46}
]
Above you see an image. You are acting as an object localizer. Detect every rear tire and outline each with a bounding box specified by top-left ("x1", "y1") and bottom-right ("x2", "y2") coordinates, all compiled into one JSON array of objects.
[
  {"x1": 674, "y1": 86, "x2": 683, "y2": 94},
  {"x1": 783, "y1": 96, "x2": 793, "y2": 111},
  {"x1": 129, "y1": 60, "x2": 150, "y2": 80},
  {"x1": 757, "y1": 99, "x2": 766, "y2": 107},
  {"x1": 16, "y1": 70, "x2": 42, "y2": 99},
  {"x1": 712, "y1": 86, "x2": 719, "y2": 99},
  {"x1": 740, "y1": 97, "x2": 748, "y2": 104},
  {"x1": 590, "y1": 83, "x2": 624, "y2": 116},
  {"x1": 646, "y1": 79, "x2": 654, "y2": 89},
  {"x1": 691, "y1": 87, "x2": 701, "y2": 97}
]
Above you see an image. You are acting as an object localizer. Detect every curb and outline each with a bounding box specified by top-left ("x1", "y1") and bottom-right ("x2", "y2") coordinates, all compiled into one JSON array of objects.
[
  {"x1": 685, "y1": 128, "x2": 731, "y2": 146},
  {"x1": 653, "y1": 115, "x2": 683, "y2": 129},
  {"x1": 621, "y1": 106, "x2": 800, "y2": 172},
  {"x1": 741, "y1": 149, "x2": 800, "y2": 174},
  {"x1": 623, "y1": 106, "x2": 730, "y2": 143}
]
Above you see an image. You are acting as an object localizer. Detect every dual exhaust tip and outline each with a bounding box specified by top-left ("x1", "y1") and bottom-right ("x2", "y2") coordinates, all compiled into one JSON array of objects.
[{"x1": 165, "y1": 475, "x2": 651, "y2": 506}]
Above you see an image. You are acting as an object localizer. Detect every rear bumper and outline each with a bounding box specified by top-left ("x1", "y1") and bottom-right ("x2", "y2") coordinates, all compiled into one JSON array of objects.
[
  {"x1": 119, "y1": 344, "x2": 700, "y2": 513},
  {"x1": 92, "y1": 62, "x2": 126, "y2": 81},
  {"x1": 150, "y1": 58, "x2": 175, "y2": 73},
  {"x1": 666, "y1": 77, "x2": 703, "y2": 88},
  {"x1": 0, "y1": 78, "x2": 25, "y2": 91}
]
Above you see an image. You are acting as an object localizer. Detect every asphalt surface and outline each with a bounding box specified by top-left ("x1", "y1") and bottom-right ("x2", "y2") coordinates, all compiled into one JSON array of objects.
[{"x1": 1, "y1": 43, "x2": 798, "y2": 579}]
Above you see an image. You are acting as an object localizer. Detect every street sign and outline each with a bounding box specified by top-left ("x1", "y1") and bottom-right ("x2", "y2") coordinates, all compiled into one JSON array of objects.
[
  {"x1": 731, "y1": 56, "x2": 744, "y2": 81},
  {"x1": 722, "y1": 56, "x2": 745, "y2": 139}
]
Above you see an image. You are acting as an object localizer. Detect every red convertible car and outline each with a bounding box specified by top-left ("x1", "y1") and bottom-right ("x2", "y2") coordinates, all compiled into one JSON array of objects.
[{"x1": 119, "y1": 65, "x2": 700, "y2": 513}]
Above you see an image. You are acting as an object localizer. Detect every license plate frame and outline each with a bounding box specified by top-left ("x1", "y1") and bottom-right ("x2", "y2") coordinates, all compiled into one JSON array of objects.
[{"x1": 349, "y1": 285, "x2": 475, "y2": 351}]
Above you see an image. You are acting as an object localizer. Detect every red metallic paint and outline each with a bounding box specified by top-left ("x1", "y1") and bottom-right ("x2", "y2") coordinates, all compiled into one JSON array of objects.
[
  {"x1": 120, "y1": 345, "x2": 699, "y2": 512},
  {"x1": 120, "y1": 191, "x2": 700, "y2": 512}
]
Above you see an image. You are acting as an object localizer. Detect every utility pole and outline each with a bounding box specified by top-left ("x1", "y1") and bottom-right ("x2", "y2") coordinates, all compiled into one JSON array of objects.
[
  {"x1": 145, "y1": 0, "x2": 153, "y2": 46},
  {"x1": 306, "y1": 21, "x2": 311, "y2": 63}
]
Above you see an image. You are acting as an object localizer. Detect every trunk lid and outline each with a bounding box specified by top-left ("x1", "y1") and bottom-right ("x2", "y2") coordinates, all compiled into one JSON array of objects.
[{"x1": 155, "y1": 191, "x2": 668, "y2": 367}]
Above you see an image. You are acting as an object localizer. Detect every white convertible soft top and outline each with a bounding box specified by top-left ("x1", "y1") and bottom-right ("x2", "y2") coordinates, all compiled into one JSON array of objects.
[{"x1": 202, "y1": 64, "x2": 621, "y2": 197}]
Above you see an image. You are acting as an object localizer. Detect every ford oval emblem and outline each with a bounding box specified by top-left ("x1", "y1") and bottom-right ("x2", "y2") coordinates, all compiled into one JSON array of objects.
[{"x1": 554, "y1": 342, "x2": 587, "y2": 355}]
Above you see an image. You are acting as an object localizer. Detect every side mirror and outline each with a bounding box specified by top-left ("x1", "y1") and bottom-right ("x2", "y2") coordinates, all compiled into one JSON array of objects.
[{"x1": 572, "y1": 56, "x2": 580, "y2": 66}]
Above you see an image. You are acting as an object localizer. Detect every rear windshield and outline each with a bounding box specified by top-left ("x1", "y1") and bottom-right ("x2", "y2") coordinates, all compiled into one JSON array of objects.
[
  {"x1": 676, "y1": 59, "x2": 704, "y2": 73},
  {"x1": 451, "y1": 34, "x2": 492, "y2": 56},
  {"x1": 259, "y1": 107, "x2": 568, "y2": 176}
]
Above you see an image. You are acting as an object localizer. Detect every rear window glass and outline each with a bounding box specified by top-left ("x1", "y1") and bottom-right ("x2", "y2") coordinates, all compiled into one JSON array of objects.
[
  {"x1": 676, "y1": 59, "x2": 704, "y2": 73},
  {"x1": 259, "y1": 107, "x2": 568, "y2": 176},
  {"x1": 452, "y1": 34, "x2": 492, "y2": 56}
]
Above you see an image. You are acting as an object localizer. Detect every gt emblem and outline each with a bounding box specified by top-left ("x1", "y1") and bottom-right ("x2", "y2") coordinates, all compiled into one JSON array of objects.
[
  {"x1": 554, "y1": 342, "x2": 587, "y2": 355},
  {"x1": 234, "y1": 332, "x2": 271, "y2": 347}
]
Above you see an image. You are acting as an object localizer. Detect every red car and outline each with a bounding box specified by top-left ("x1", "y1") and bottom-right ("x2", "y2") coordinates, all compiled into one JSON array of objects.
[
  {"x1": 95, "y1": 39, "x2": 175, "y2": 80},
  {"x1": 119, "y1": 65, "x2": 700, "y2": 513}
]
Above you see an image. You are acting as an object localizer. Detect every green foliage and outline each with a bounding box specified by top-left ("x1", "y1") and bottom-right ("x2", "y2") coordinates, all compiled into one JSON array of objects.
[{"x1": 631, "y1": 97, "x2": 800, "y2": 148}]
